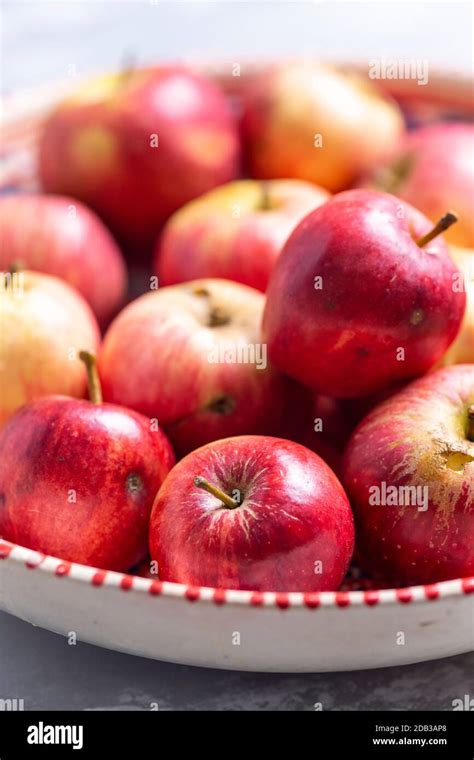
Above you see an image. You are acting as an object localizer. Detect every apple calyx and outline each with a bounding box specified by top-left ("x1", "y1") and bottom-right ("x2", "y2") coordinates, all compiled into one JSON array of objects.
[
  {"x1": 208, "y1": 306, "x2": 231, "y2": 327},
  {"x1": 467, "y1": 404, "x2": 474, "y2": 442},
  {"x1": 373, "y1": 153, "x2": 415, "y2": 194},
  {"x1": 79, "y1": 350, "x2": 103, "y2": 405},
  {"x1": 193, "y1": 475, "x2": 240, "y2": 509},
  {"x1": 416, "y1": 211, "x2": 458, "y2": 248}
]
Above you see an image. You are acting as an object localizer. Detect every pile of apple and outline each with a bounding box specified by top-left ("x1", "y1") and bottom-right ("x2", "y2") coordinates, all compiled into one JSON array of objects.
[{"x1": 0, "y1": 62, "x2": 473, "y2": 593}]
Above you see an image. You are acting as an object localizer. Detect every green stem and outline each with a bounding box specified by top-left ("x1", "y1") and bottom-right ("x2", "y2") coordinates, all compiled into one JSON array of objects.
[{"x1": 194, "y1": 476, "x2": 239, "y2": 509}]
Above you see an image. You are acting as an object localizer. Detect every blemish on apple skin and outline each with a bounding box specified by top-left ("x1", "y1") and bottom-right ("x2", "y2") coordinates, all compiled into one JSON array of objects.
[
  {"x1": 410, "y1": 308, "x2": 424, "y2": 326},
  {"x1": 126, "y1": 473, "x2": 143, "y2": 495}
]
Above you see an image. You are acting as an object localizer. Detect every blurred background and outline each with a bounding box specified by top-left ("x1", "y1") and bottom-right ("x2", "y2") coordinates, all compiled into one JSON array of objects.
[{"x1": 1, "y1": 0, "x2": 472, "y2": 95}]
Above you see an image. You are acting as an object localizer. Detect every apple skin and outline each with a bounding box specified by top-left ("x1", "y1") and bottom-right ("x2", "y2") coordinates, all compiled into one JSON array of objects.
[
  {"x1": 0, "y1": 396, "x2": 175, "y2": 571},
  {"x1": 149, "y1": 435, "x2": 355, "y2": 591},
  {"x1": 155, "y1": 179, "x2": 329, "y2": 292},
  {"x1": 263, "y1": 189, "x2": 466, "y2": 398},
  {"x1": 0, "y1": 193, "x2": 127, "y2": 324},
  {"x1": 240, "y1": 62, "x2": 404, "y2": 192},
  {"x1": 39, "y1": 67, "x2": 240, "y2": 256},
  {"x1": 368, "y1": 123, "x2": 474, "y2": 247},
  {"x1": 99, "y1": 279, "x2": 299, "y2": 456},
  {"x1": 439, "y1": 246, "x2": 474, "y2": 365},
  {"x1": 0, "y1": 271, "x2": 100, "y2": 427},
  {"x1": 343, "y1": 365, "x2": 474, "y2": 585}
]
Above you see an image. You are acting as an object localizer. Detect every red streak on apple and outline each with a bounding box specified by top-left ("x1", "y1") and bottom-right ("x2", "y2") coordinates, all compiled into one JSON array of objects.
[
  {"x1": 263, "y1": 190, "x2": 466, "y2": 398},
  {"x1": 99, "y1": 278, "x2": 299, "y2": 456},
  {"x1": 343, "y1": 364, "x2": 474, "y2": 585},
  {"x1": 149, "y1": 435, "x2": 355, "y2": 592}
]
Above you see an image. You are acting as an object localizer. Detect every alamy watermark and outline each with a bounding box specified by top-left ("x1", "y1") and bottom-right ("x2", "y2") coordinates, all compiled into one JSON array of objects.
[
  {"x1": 369, "y1": 57, "x2": 429, "y2": 86},
  {"x1": 207, "y1": 342, "x2": 267, "y2": 370},
  {"x1": 369, "y1": 481, "x2": 429, "y2": 512}
]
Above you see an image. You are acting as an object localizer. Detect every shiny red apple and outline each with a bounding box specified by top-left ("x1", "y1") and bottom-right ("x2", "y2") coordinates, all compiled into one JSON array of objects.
[
  {"x1": 150, "y1": 435, "x2": 355, "y2": 591},
  {"x1": 155, "y1": 179, "x2": 329, "y2": 291},
  {"x1": 99, "y1": 278, "x2": 298, "y2": 456},
  {"x1": 39, "y1": 66, "x2": 240, "y2": 257},
  {"x1": 0, "y1": 352, "x2": 175, "y2": 570},
  {"x1": 368, "y1": 123, "x2": 474, "y2": 247},
  {"x1": 343, "y1": 365, "x2": 474, "y2": 584},
  {"x1": 0, "y1": 193, "x2": 127, "y2": 324},
  {"x1": 263, "y1": 189, "x2": 466, "y2": 398}
]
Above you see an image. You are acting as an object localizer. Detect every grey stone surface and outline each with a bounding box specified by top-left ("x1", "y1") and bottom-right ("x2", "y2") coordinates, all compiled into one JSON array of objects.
[
  {"x1": 1, "y1": 0, "x2": 473, "y2": 711},
  {"x1": 1, "y1": 611, "x2": 473, "y2": 710}
]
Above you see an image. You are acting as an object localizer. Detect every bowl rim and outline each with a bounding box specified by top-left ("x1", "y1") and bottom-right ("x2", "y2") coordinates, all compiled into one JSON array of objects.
[{"x1": 2, "y1": 539, "x2": 473, "y2": 609}]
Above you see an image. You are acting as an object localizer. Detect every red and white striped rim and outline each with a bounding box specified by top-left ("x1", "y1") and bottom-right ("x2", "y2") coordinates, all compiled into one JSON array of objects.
[{"x1": 1, "y1": 540, "x2": 473, "y2": 609}]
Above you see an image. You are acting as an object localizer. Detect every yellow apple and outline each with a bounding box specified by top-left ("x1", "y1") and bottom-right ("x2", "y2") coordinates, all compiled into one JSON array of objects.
[
  {"x1": 440, "y1": 246, "x2": 474, "y2": 365},
  {"x1": 0, "y1": 270, "x2": 100, "y2": 426}
]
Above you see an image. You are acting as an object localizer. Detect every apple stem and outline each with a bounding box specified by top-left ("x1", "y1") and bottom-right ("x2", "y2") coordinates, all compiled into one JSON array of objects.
[
  {"x1": 416, "y1": 211, "x2": 458, "y2": 247},
  {"x1": 193, "y1": 475, "x2": 239, "y2": 509},
  {"x1": 467, "y1": 405, "x2": 474, "y2": 442},
  {"x1": 79, "y1": 350, "x2": 103, "y2": 405}
]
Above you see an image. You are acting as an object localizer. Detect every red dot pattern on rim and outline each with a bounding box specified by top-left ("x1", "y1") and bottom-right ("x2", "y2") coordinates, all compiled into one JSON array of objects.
[
  {"x1": 396, "y1": 588, "x2": 414, "y2": 604},
  {"x1": 304, "y1": 592, "x2": 321, "y2": 609},
  {"x1": 336, "y1": 592, "x2": 350, "y2": 607},
  {"x1": 1, "y1": 541, "x2": 473, "y2": 607},
  {"x1": 55, "y1": 562, "x2": 71, "y2": 577},
  {"x1": 92, "y1": 570, "x2": 107, "y2": 586},
  {"x1": 276, "y1": 593, "x2": 290, "y2": 610},
  {"x1": 185, "y1": 586, "x2": 200, "y2": 602},
  {"x1": 364, "y1": 590, "x2": 380, "y2": 606},
  {"x1": 0, "y1": 542, "x2": 13, "y2": 559},
  {"x1": 149, "y1": 580, "x2": 163, "y2": 596},
  {"x1": 213, "y1": 589, "x2": 226, "y2": 605},
  {"x1": 424, "y1": 585, "x2": 440, "y2": 600}
]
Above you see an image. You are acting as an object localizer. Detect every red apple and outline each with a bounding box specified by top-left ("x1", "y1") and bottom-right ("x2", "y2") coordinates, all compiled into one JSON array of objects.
[
  {"x1": 241, "y1": 61, "x2": 404, "y2": 192},
  {"x1": 149, "y1": 435, "x2": 354, "y2": 591},
  {"x1": 155, "y1": 179, "x2": 329, "y2": 291},
  {"x1": 99, "y1": 278, "x2": 298, "y2": 456},
  {"x1": 0, "y1": 193, "x2": 127, "y2": 324},
  {"x1": 343, "y1": 365, "x2": 474, "y2": 585},
  {"x1": 263, "y1": 190, "x2": 466, "y2": 398},
  {"x1": 0, "y1": 269, "x2": 100, "y2": 427},
  {"x1": 0, "y1": 352, "x2": 175, "y2": 571},
  {"x1": 39, "y1": 66, "x2": 240, "y2": 256},
  {"x1": 368, "y1": 123, "x2": 474, "y2": 247}
]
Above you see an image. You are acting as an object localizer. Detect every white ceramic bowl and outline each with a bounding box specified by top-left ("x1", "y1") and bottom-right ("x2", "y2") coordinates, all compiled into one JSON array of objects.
[
  {"x1": 1, "y1": 63, "x2": 473, "y2": 672},
  {"x1": 1, "y1": 540, "x2": 473, "y2": 672}
]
